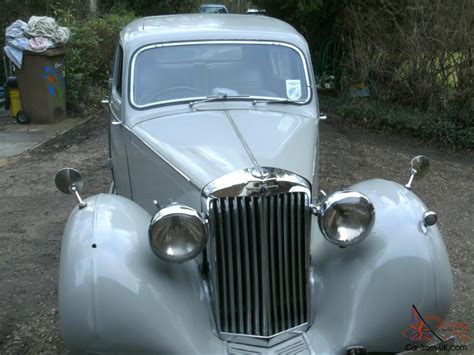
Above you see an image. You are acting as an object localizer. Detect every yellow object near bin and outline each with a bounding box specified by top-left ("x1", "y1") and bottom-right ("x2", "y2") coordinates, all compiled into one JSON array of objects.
[
  {"x1": 9, "y1": 87, "x2": 21, "y2": 118},
  {"x1": 5, "y1": 76, "x2": 30, "y2": 124}
]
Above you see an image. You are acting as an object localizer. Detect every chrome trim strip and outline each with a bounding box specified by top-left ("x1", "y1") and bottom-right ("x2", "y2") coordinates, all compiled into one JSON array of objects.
[
  {"x1": 130, "y1": 40, "x2": 312, "y2": 109},
  {"x1": 224, "y1": 110, "x2": 262, "y2": 175},
  {"x1": 110, "y1": 108, "x2": 121, "y2": 124},
  {"x1": 221, "y1": 323, "x2": 309, "y2": 348},
  {"x1": 203, "y1": 167, "x2": 311, "y2": 199}
]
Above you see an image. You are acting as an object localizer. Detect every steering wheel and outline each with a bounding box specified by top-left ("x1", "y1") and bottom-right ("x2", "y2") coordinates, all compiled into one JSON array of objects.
[{"x1": 152, "y1": 87, "x2": 202, "y2": 101}]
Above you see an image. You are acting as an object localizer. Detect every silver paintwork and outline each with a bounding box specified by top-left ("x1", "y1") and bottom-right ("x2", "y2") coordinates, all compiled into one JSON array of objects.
[
  {"x1": 120, "y1": 15, "x2": 311, "y2": 64},
  {"x1": 130, "y1": 109, "x2": 317, "y2": 209},
  {"x1": 57, "y1": 14, "x2": 453, "y2": 354},
  {"x1": 58, "y1": 180, "x2": 453, "y2": 354}
]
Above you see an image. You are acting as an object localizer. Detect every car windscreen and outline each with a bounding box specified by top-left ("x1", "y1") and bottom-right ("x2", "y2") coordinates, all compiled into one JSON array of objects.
[
  {"x1": 131, "y1": 42, "x2": 310, "y2": 108},
  {"x1": 200, "y1": 6, "x2": 227, "y2": 13}
]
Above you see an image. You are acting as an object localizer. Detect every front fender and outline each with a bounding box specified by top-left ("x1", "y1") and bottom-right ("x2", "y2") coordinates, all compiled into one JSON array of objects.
[
  {"x1": 59, "y1": 194, "x2": 224, "y2": 353},
  {"x1": 59, "y1": 180, "x2": 453, "y2": 354},
  {"x1": 306, "y1": 179, "x2": 453, "y2": 353}
]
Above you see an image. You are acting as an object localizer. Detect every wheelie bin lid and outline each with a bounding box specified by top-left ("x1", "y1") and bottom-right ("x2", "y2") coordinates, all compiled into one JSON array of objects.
[
  {"x1": 23, "y1": 47, "x2": 66, "y2": 57},
  {"x1": 5, "y1": 76, "x2": 18, "y2": 88}
]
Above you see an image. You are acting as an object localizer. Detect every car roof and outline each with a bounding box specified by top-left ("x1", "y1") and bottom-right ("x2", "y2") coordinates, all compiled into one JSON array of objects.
[{"x1": 120, "y1": 14, "x2": 308, "y2": 55}]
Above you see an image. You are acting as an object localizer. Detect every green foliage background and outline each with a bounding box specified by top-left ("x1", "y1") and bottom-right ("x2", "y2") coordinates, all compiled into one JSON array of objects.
[
  {"x1": 58, "y1": 10, "x2": 136, "y2": 112},
  {"x1": 256, "y1": 0, "x2": 473, "y2": 149},
  {"x1": 1, "y1": 0, "x2": 472, "y2": 148}
]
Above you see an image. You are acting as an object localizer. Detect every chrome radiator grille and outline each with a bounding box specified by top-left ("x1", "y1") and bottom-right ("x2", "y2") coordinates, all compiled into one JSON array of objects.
[{"x1": 208, "y1": 192, "x2": 310, "y2": 337}]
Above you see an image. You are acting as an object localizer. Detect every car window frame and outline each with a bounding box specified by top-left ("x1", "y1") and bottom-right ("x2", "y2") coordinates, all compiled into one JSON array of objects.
[
  {"x1": 112, "y1": 42, "x2": 124, "y2": 100},
  {"x1": 129, "y1": 40, "x2": 313, "y2": 110}
]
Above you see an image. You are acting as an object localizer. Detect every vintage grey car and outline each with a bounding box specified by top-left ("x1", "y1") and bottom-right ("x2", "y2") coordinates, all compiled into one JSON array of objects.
[{"x1": 55, "y1": 14, "x2": 454, "y2": 354}]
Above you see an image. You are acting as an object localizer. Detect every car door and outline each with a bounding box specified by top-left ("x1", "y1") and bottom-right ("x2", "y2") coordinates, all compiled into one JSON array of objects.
[{"x1": 108, "y1": 42, "x2": 132, "y2": 198}]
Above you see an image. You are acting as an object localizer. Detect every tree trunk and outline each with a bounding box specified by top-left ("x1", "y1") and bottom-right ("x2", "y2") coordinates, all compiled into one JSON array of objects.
[{"x1": 89, "y1": 0, "x2": 98, "y2": 17}]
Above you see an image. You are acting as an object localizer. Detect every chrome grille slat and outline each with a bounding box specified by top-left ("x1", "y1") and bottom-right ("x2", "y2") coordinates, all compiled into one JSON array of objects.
[
  {"x1": 224, "y1": 198, "x2": 237, "y2": 333},
  {"x1": 240, "y1": 198, "x2": 252, "y2": 334},
  {"x1": 210, "y1": 191, "x2": 309, "y2": 338},
  {"x1": 249, "y1": 199, "x2": 260, "y2": 335},
  {"x1": 210, "y1": 202, "x2": 221, "y2": 332},
  {"x1": 215, "y1": 199, "x2": 228, "y2": 332},
  {"x1": 303, "y1": 194, "x2": 310, "y2": 319},
  {"x1": 259, "y1": 197, "x2": 270, "y2": 336},
  {"x1": 297, "y1": 193, "x2": 304, "y2": 323},
  {"x1": 268, "y1": 195, "x2": 278, "y2": 334},
  {"x1": 290, "y1": 194, "x2": 298, "y2": 325},
  {"x1": 276, "y1": 195, "x2": 285, "y2": 331},
  {"x1": 232, "y1": 197, "x2": 245, "y2": 333},
  {"x1": 282, "y1": 194, "x2": 291, "y2": 329}
]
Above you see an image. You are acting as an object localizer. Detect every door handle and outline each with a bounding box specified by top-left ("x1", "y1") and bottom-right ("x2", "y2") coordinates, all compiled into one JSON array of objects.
[{"x1": 110, "y1": 110, "x2": 123, "y2": 126}]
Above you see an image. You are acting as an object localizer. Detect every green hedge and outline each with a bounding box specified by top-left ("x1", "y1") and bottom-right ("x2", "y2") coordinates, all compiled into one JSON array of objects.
[
  {"x1": 319, "y1": 96, "x2": 474, "y2": 149},
  {"x1": 61, "y1": 11, "x2": 136, "y2": 112}
]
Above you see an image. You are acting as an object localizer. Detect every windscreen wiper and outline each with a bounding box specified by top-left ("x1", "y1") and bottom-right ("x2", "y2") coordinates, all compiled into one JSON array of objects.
[
  {"x1": 189, "y1": 94, "x2": 250, "y2": 108},
  {"x1": 251, "y1": 97, "x2": 302, "y2": 105}
]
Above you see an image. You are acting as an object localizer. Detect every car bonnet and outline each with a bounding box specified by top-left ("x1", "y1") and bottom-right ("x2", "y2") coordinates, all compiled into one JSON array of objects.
[{"x1": 132, "y1": 109, "x2": 317, "y2": 189}]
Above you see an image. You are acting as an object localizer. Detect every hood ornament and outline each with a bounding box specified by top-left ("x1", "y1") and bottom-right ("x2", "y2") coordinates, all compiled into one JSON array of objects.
[{"x1": 250, "y1": 167, "x2": 269, "y2": 178}]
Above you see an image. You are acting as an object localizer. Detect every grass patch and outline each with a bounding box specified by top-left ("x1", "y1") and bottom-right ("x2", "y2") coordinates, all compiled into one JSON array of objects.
[{"x1": 319, "y1": 96, "x2": 473, "y2": 149}]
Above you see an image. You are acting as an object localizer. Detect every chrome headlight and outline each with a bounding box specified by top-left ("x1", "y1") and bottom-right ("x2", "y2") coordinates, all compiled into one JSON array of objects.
[
  {"x1": 318, "y1": 190, "x2": 375, "y2": 246},
  {"x1": 149, "y1": 204, "x2": 207, "y2": 263}
]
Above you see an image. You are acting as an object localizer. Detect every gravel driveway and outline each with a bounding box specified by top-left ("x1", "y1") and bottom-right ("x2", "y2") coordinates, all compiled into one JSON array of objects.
[{"x1": 0, "y1": 117, "x2": 472, "y2": 353}]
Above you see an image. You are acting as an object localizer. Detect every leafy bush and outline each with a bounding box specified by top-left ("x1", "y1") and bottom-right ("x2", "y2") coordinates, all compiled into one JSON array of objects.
[
  {"x1": 319, "y1": 96, "x2": 474, "y2": 149},
  {"x1": 58, "y1": 10, "x2": 136, "y2": 112}
]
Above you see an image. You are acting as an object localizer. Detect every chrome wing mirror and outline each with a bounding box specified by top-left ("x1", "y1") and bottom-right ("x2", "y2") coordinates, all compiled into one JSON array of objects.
[
  {"x1": 55, "y1": 168, "x2": 87, "y2": 209},
  {"x1": 405, "y1": 155, "x2": 430, "y2": 189}
]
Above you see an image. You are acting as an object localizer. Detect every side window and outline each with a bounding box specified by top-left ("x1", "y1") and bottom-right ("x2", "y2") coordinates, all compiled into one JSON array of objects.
[{"x1": 113, "y1": 43, "x2": 124, "y2": 97}]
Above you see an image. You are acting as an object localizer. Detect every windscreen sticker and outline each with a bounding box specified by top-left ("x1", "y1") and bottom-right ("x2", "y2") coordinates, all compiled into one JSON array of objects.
[{"x1": 286, "y1": 80, "x2": 302, "y2": 101}]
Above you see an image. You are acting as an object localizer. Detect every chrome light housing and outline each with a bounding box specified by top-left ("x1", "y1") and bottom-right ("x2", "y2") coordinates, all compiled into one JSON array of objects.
[
  {"x1": 318, "y1": 190, "x2": 375, "y2": 246},
  {"x1": 149, "y1": 204, "x2": 207, "y2": 263}
]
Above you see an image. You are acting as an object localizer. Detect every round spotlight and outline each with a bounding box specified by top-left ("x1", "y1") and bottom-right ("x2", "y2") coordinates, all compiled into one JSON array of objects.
[
  {"x1": 318, "y1": 190, "x2": 375, "y2": 246},
  {"x1": 149, "y1": 204, "x2": 207, "y2": 263}
]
